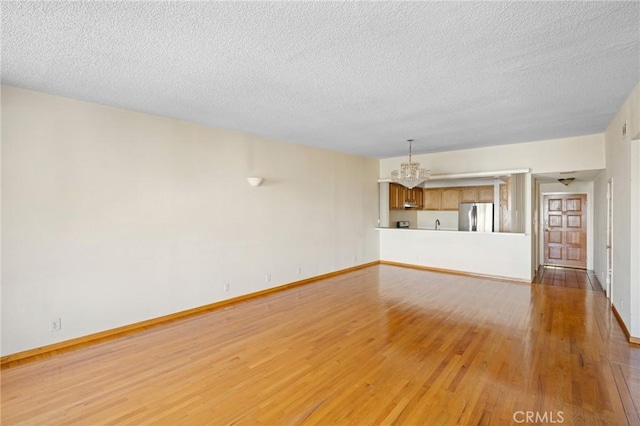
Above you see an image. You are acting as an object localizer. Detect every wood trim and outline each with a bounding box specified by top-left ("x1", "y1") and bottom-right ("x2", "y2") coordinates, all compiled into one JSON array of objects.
[
  {"x1": 543, "y1": 263, "x2": 587, "y2": 270},
  {"x1": 4, "y1": 260, "x2": 634, "y2": 424},
  {"x1": 532, "y1": 268, "x2": 541, "y2": 283},
  {"x1": 379, "y1": 260, "x2": 531, "y2": 284},
  {"x1": 588, "y1": 271, "x2": 604, "y2": 293},
  {"x1": 610, "y1": 303, "x2": 640, "y2": 346},
  {"x1": 1, "y1": 261, "x2": 380, "y2": 368}
]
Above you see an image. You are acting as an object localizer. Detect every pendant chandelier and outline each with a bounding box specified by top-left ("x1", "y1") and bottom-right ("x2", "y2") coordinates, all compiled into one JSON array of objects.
[{"x1": 390, "y1": 139, "x2": 430, "y2": 189}]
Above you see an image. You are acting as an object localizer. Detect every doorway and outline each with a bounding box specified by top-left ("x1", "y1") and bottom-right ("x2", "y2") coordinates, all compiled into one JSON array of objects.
[{"x1": 543, "y1": 194, "x2": 587, "y2": 268}]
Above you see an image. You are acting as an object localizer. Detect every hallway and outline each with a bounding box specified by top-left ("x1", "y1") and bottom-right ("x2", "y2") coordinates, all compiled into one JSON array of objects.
[{"x1": 534, "y1": 265, "x2": 603, "y2": 292}]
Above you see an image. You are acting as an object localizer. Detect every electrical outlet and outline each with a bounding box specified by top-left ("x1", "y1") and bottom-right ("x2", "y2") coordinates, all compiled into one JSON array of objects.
[
  {"x1": 224, "y1": 282, "x2": 230, "y2": 292},
  {"x1": 266, "y1": 274, "x2": 271, "y2": 283},
  {"x1": 50, "y1": 318, "x2": 62, "y2": 332},
  {"x1": 296, "y1": 267, "x2": 301, "y2": 275},
  {"x1": 620, "y1": 299, "x2": 624, "y2": 309}
]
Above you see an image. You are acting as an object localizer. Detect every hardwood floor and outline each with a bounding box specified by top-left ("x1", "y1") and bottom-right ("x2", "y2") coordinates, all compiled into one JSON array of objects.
[
  {"x1": 2, "y1": 265, "x2": 639, "y2": 425},
  {"x1": 534, "y1": 265, "x2": 603, "y2": 292}
]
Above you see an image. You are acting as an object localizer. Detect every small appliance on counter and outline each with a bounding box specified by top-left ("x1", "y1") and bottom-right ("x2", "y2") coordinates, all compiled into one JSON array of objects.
[{"x1": 396, "y1": 221, "x2": 410, "y2": 228}]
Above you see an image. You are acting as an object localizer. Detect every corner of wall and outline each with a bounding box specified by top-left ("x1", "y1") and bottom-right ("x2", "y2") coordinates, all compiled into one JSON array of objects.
[{"x1": 603, "y1": 83, "x2": 640, "y2": 337}]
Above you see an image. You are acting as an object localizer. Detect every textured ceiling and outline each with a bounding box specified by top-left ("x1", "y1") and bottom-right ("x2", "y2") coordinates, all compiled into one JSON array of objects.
[{"x1": 2, "y1": 1, "x2": 639, "y2": 158}]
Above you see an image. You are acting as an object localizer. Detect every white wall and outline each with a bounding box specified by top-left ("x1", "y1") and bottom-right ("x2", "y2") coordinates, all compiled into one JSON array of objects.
[
  {"x1": 593, "y1": 171, "x2": 608, "y2": 288},
  {"x1": 538, "y1": 181, "x2": 595, "y2": 270},
  {"x1": 531, "y1": 178, "x2": 540, "y2": 273},
  {"x1": 379, "y1": 182, "x2": 390, "y2": 228},
  {"x1": 1, "y1": 86, "x2": 380, "y2": 356},
  {"x1": 379, "y1": 229, "x2": 531, "y2": 282},
  {"x1": 380, "y1": 133, "x2": 605, "y2": 178},
  {"x1": 597, "y1": 83, "x2": 640, "y2": 338},
  {"x1": 630, "y1": 138, "x2": 640, "y2": 338}
]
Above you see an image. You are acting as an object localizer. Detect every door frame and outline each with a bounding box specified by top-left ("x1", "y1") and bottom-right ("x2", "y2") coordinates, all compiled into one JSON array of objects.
[
  {"x1": 606, "y1": 179, "x2": 614, "y2": 299},
  {"x1": 538, "y1": 191, "x2": 592, "y2": 270}
]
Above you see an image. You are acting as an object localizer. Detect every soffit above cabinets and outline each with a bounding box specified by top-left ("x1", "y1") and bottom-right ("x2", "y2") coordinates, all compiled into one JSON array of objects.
[{"x1": 423, "y1": 178, "x2": 505, "y2": 188}]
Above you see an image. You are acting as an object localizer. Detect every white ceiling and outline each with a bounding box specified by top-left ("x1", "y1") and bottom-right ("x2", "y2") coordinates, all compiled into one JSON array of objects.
[
  {"x1": 534, "y1": 169, "x2": 604, "y2": 184},
  {"x1": 2, "y1": 1, "x2": 639, "y2": 159}
]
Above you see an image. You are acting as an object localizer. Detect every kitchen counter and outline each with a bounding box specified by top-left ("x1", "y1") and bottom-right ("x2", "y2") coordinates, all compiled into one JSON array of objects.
[
  {"x1": 378, "y1": 227, "x2": 527, "y2": 234},
  {"x1": 377, "y1": 227, "x2": 532, "y2": 281},
  {"x1": 379, "y1": 226, "x2": 459, "y2": 232}
]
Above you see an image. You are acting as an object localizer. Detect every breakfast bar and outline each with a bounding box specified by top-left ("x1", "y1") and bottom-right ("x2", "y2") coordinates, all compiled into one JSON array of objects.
[{"x1": 377, "y1": 227, "x2": 532, "y2": 282}]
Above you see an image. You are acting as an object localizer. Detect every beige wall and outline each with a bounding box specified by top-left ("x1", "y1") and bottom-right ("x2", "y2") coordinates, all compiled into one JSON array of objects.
[
  {"x1": 379, "y1": 133, "x2": 605, "y2": 178},
  {"x1": 595, "y1": 83, "x2": 640, "y2": 338},
  {"x1": 1, "y1": 86, "x2": 380, "y2": 356},
  {"x1": 3, "y1": 82, "x2": 636, "y2": 355}
]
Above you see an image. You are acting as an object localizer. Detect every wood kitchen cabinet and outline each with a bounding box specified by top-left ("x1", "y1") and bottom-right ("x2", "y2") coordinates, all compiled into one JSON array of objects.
[
  {"x1": 500, "y1": 183, "x2": 508, "y2": 203},
  {"x1": 478, "y1": 186, "x2": 494, "y2": 202},
  {"x1": 390, "y1": 183, "x2": 422, "y2": 210},
  {"x1": 421, "y1": 185, "x2": 494, "y2": 211},
  {"x1": 441, "y1": 188, "x2": 461, "y2": 210},
  {"x1": 460, "y1": 187, "x2": 477, "y2": 203},
  {"x1": 460, "y1": 186, "x2": 494, "y2": 203},
  {"x1": 389, "y1": 183, "x2": 403, "y2": 209},
  {"x1": 406, "y1": 187, "x2": 423, "y2": 209},
  {"x1": 423, "y1": 188, "x2": 442, "y2": 210},
  {"x1": 423, "y1": 187, "x2": 459, "y2": 211},
  {"x1": 499, "y1": 177, "x2": 511, "y2": 232}
]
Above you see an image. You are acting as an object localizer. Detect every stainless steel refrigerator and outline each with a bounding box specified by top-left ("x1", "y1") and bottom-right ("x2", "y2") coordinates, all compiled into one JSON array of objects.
[{"x1": 458, "y1": 203, "x2": 494, "y2": 232}]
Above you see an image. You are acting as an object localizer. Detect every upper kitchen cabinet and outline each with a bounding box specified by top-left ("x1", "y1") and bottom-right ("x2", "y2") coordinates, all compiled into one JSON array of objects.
[
  {"x1": 441, "y1": 188, "x2": 461, "y2": 210},
  {"x1": 423, "y1": 188, "x2": 442, "y2": 210},
  {"x1": 389, "y1": 183, "x2": 404, "y2": 210},
  {"x1": 460, "y1": 187, "x2": 477, "y2": 203},
  {"x1": 478, "y1": 186, "x2": 494, "y2": 202},
  {"x1": 403, "y1": 187, "x2": 423, "y2": 209},
  {"x1": 408, "y1": 187, "x2": 423, "y2": 209},
  {"x1": 390, "y1": 183, "x2": 423, "y2": 210},
  {"x1": 500, "y1": 184, "x2": 508, "y2": 202},
  {"x1": 460, "y1": 186, "x2": 494, "y2": 203},
  {"x1": 423, "y1": 185, "x2": 494, "y2": 211},
  {"x1": 499, "y1": 176, "x2": 512, "y2": 232},
  {"x1": 423, "y1": 187, "x2": 460, "y2": 211}
]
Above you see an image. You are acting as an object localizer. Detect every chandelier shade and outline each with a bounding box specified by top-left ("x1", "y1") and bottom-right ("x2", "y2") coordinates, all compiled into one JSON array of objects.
[
  {"x1": 390, "y1": 139, "x2": 430, "y2": 189},
  {"x1": 557, "y1": 178, "x2": 575, "y2": 186}
]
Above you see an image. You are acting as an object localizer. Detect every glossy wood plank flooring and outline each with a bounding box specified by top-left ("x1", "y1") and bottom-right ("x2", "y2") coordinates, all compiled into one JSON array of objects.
[
  {"x1": 2, "y1": 265, "x2": 639, "y2": 425},
  {"x1": 534, "y1": 265, "x2": 603, "y2": 292}
]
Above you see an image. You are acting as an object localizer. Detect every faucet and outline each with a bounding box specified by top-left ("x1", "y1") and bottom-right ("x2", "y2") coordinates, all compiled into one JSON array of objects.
[{"x1": 435, "y1": 219, "x2": 441, "y2": 230}]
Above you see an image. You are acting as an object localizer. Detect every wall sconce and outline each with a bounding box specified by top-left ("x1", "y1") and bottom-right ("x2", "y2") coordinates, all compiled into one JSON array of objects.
[{"x1": 247, "y1": 177, "x2": 264, "y2": 187}]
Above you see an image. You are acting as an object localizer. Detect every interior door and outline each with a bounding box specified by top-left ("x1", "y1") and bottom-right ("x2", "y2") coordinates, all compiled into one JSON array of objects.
[{"x1": 543, "y1": 194, "x2": 587, "y2": 268}]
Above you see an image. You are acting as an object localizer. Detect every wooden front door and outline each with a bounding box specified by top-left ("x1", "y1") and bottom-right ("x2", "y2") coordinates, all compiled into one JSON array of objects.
[{"x1": 543, "y1": 194, "x2": 587, "y2": 268}]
